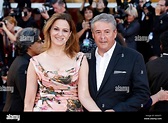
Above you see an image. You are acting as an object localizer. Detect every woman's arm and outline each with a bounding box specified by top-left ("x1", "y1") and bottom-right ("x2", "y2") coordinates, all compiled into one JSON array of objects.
[
  {"x1": 24, "y1": 61, "x2": 38, "y2": 111},
  {"x1": 80, "y1": 0, "x2": 86, "y2": 12},
  {"x1": 2, "y1": 23, "x2": 16, "y2": 43},
  {"x1": 78, "y1": 55, "x2": 101, "y2": 112},
  {"x1": 77, "y1": 21, "x2": 90, "y2": 39}
]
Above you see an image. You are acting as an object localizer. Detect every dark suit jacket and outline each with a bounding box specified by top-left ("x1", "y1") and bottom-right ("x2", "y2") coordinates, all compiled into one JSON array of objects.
[
  {"x1": 3, "y1": 53, "x2": 31, "y2": 112},
  {"x1": 146, "y1": 54, "x2": 168, "y2": 112},
  {"x1": 151, "y1": 12, "x2": 168, "y2": 56},
  {"x1": 117, "y1": 19, "x2": 140, "y2": 50},
  {"x1": 88, "y1": 42, "x2": 150, "y2": 112}
]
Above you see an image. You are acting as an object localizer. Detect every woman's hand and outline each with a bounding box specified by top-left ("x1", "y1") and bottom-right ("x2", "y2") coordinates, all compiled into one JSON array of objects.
[{"x1": 82, "y1": 20, "x2": 91, "y2": 31}]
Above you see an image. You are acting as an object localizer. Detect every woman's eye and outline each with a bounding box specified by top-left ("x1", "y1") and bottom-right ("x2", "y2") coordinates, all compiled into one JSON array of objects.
[
  {"x1": 54, "y1": 28, "x2": 59, "y2": 31},
  {"x1": 63, "y1": 30, "x2": 69, "y2": 33}
]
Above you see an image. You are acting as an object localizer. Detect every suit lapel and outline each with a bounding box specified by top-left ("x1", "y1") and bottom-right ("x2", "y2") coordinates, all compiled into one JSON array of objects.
[
  {"x1": 97, "y1": 43, "x2": 123, "y2": 94},
  {"x1": 89, "y1": 51, "x2": 98, "y2": 94}
]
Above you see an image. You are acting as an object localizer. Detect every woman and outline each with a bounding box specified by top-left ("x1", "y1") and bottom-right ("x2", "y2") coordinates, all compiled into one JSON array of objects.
[
  {"x1": 117, "y1": 4, "x2": 140, "y2": 50},
  {"x1": 77, "y1": 5, "x2": 96, "y2": 54},
  {"x1": 0, "y1": 16, "x2": 22, "y2": 67},
  {"x1": 0, "y1": 16, "x2": 22, "y2": 43},
  {"x1": 24, "y1": 13, "x2": 101, "y2": 112},
  {"x1": 0, "y1": 16, "x2": 22, "y2": 98}
]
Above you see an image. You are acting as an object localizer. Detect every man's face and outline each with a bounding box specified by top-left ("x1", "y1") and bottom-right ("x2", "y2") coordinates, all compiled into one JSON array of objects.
[
  {"x1": 92, "y1": 21, "x2": 117, "y2": 55},
  {"x1": 22, "y1": 9, "x2": 31, "y2": 21},
  {"x1": 157, "y1": 0, "x2": 167, "y2": 14},
  {"x1": 139, "y1": 0, "x2": 146, "y2": 8},
  {"x1": 52, "y1": 3, "x2": 64, "y2": 13},
  {"x1": 30, "y1": 39, "x2": 44, "y2": 55}
]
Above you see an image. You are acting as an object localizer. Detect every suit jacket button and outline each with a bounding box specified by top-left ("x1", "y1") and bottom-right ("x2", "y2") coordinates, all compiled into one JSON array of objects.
[{"x1": 102, "y1": 104, "x2": 105, "y2": 108}]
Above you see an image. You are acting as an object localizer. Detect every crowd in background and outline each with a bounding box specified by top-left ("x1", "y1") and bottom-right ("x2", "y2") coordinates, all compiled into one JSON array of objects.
[{"x1": 0, "y1": 0, "x2": 168, "y2": 112}]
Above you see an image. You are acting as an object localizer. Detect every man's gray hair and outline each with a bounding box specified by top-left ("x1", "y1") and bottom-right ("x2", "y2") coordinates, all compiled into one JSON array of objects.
[{"x1": 91, "y1": 13, "x2": 117, "y2": 30}]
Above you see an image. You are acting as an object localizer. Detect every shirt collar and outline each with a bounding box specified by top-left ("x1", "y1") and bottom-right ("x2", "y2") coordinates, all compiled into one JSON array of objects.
[{"x1": 95, "y1": 41, "x2": 116, "y2": 58}]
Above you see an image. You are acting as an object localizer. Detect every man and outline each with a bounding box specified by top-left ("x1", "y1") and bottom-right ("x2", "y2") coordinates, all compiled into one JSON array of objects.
[
  {"x1": 136, "y1": 0, "x2": 155, "y2": 63},
  {"x1": 17, "y1": 7, "x2": 39, "y2": 29},
  {"x1": 41, "y1": 0, "x2": 68, "y2": 20},
  {"x1": 146, "y1": 30, "x2": 168, "y2": 112},
  {"x1": 3, "y1": 27, "x2": 44, "y2": 112},
  {"x1": 88, "y1": 13, "x2": 150, "y2": 112},
  {"x1": 150, "y1": 0, "x2": 168, "y2": 57},
  {"x1": 40, "y1": 0, "x2": 68, "y2": 33}
]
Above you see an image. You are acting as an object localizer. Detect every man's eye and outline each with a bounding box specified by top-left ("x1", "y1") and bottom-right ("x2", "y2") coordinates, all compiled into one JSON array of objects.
[{"x1": 95, "y1": 32, "x2": 100, "y2": 34}]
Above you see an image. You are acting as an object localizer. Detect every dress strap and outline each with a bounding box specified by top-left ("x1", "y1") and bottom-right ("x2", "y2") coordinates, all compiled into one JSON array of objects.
[
  {"x1": 30, "y1": 57, "x2": 42, "y2": 81},
  {"x1": 76, "y1": 52, "x2": 85, "y2": 67}
]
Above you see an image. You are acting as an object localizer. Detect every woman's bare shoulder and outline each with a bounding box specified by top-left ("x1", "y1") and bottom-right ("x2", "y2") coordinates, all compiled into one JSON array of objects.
[{"x1": 32, "y1": 51, "x2": 47, "y2": 61}]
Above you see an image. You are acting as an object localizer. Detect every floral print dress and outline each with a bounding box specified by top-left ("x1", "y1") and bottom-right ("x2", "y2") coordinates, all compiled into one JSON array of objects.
[{"x1": 31, "y1": 52, "x2": 85, "y2": 112}]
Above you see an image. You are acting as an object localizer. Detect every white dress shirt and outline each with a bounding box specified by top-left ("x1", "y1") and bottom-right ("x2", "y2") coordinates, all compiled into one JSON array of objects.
[{"x1": 95, "y1": 42, "x2": 116, "y2": 90}]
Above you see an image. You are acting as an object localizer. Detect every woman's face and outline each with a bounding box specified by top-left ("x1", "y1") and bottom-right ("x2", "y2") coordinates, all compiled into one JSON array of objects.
[
  {"x1": 50, "y1": 19, "x2": 71, "y2": 47},
  {"x1": 84, "y1": 9, "x2": 94, "y2": 21},
  {"x1": 6, "y1": 20, "x2": 14, "y2": 32},
  {"x1": 126, "y1": 14, "x2": 135, "y2": 23}
]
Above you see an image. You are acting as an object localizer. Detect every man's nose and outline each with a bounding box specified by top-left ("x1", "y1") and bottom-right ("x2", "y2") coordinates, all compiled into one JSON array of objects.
[{"x1": 100, "y1": 32, "x2": 106, "y2": 39}]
